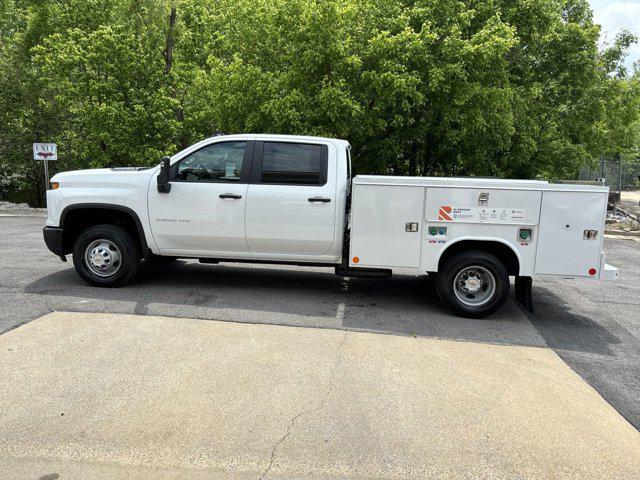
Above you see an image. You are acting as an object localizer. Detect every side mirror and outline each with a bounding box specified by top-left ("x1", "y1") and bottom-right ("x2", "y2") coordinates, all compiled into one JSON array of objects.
[{"x1": 157, "y1": 155, "x2": 172, "y2": 193}]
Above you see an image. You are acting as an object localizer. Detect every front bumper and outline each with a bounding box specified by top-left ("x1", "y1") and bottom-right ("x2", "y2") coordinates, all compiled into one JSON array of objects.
[{"x1": 43, "y1": 226, "x2": 65, "y2": 257}]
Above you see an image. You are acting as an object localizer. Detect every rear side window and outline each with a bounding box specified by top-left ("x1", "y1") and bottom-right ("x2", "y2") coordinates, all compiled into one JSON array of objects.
[{"x1": 260, "y1": 142, "x2": 325, "y2": 185}]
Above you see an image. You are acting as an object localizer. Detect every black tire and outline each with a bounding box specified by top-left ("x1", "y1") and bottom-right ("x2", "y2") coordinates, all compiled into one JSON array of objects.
[
  {"x1": 436, "y1": 250, "x2": 509, "y2": 318},
  {"x1": 72, "y1": 224, "x2": 140, "y2": 287}
]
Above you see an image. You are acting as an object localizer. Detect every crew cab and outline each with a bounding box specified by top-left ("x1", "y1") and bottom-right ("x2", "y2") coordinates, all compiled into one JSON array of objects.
[{"x1": 43, "y1": 134, "x2": 618, "y2": 317}]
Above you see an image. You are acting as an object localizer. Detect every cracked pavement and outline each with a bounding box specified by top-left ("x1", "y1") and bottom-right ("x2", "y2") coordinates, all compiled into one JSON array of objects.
[
  {"x1": 2, "y1": 312, "x2": 639, "y2": 479},
  {"x1": 259, "y1": 331, "x2": 348, "y2": 480}
]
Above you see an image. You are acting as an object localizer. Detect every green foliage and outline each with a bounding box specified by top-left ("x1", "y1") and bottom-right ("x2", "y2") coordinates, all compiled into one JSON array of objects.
[{"x1": 1, "y1": 0, "x2": 639, "y2": 205}]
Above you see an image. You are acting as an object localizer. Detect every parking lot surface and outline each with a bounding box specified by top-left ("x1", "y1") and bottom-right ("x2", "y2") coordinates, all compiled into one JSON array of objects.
[
  {"x1": 2, "y1": 311, "x2": 639, "y2": 479},
  {"x1": 1, "y1": 214, "x2": 640, "y2": 474}
]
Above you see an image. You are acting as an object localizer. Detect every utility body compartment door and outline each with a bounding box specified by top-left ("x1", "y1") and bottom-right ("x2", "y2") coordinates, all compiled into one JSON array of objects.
[
  {"x1": 349, "y1": 185, "x2": 423, "y2": 268},
  {"x1": 535, "y1": 191, "x2": 607, "y2": 276}
]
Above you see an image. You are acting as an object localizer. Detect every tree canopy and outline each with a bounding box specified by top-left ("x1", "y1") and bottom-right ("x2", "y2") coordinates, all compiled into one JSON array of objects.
[{"x1": 1, "y1": 0, "x2": 638, "y2": 205}]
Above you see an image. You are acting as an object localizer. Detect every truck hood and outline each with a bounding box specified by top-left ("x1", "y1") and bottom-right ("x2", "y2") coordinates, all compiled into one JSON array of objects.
[{"x1": 51, "y1": 166, "x2": 158, "y2": 187}]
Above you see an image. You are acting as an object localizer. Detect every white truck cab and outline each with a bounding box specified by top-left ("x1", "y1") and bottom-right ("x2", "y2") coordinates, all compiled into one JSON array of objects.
[{"x1": 44, "y1": 134, "x2": 618, "y2": 318}]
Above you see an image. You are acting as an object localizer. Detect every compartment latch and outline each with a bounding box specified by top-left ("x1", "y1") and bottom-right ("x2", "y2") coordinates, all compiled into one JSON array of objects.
[
  {"x1": 405, "y1": 222, "x2": 419, "y2": 232},
  {"x1": 583, "y1": 229, "x2": 598, "y2": 240}
]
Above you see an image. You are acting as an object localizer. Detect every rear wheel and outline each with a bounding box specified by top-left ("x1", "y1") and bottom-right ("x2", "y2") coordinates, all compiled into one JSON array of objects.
[
  {"x1": 72, "y1": 224, "x2": 140, "y2": 287},
  {"x1": 436, "y1": 250, "x2": 509, "y2": 318}
]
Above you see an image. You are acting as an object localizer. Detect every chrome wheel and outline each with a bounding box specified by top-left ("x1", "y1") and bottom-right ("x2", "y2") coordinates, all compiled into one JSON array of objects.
[
  {"x1": 453, "y1": 265, "x2": 496, "y2": 307},
  {"x1": 85, "y1": 239, "x2": 122, "y2": 277}
]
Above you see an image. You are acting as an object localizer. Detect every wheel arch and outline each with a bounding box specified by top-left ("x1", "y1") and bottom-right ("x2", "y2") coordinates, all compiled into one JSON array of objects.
[
  {"x1": 436, "y1": 237, "x2": 521, "y2": 276},
  {"x1": 60, "y1": 203, "x2": 150, "y2": 258}
]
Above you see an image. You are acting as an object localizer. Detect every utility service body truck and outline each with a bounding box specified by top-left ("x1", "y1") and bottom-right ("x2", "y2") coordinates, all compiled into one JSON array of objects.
[{"x1": 43, "y1": 134, "x2": 618, "y2": 318}]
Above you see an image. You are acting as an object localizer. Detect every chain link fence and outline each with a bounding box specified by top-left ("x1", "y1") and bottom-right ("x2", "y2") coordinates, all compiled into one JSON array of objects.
[
  {"x1": 577, "y1": 157, "x2": 640, "y2": 194},
  {"x1": 577, "y1": 158, "x2": 640, "y2": 229}
]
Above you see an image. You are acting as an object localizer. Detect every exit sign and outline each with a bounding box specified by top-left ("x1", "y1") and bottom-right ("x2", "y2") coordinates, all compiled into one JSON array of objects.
[{"x1": 33, "y1": 143, "x2": 57, "y2": 161}]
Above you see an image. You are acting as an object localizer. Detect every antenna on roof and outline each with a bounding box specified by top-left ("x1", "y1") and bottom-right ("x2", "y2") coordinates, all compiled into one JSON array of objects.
[{"x1": 212, "y1": 131, "x2": 225, "y2": 137}]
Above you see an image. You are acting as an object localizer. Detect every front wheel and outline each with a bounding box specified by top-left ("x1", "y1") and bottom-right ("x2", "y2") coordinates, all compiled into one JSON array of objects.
[
  {"x1": 72, "y1": 224, "x2": 140, "y2": 287},
  {"x1": 436, "y1": 250, "x2": 509, "y2": 318}
]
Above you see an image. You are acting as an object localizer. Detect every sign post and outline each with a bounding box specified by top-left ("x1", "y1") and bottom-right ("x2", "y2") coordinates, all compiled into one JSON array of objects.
[{"x1": 33, "y1": 143, "x2": 57, "y2": 190}]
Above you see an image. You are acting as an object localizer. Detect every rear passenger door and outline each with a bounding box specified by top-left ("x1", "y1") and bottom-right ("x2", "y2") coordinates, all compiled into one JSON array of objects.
[{"x1": 245, "y1": 141, "x2": 336, "y2": 256}]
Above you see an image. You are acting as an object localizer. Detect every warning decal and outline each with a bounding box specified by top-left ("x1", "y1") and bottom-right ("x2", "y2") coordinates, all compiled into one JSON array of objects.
[
  {"x1": 478, "y1": 208, "x2": 509, "y2": 222},
  {"x1": 438, "y1": 206, "x2": 526, "y2": 223},
  {"x1": 509, "y1": 209, "x2": 525, "y2": 222},
  {"x1": 438, "y1": 206, "x2": 453, "y2": 221}
]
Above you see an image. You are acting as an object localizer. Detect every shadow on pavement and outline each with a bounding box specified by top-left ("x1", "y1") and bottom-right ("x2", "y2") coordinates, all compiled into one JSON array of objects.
[
  {"x1": 526, "y1": 286, "x2": 622, "y2": 356},
  {"x1": 25, "y1": 261, "x2": 524, "y2": 336},
  {"x1": 21, "y1": 259, "x2": 622, "y2": 355}
]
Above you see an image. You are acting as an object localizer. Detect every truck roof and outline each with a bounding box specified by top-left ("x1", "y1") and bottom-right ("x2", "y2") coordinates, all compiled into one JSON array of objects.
[
  {"x1": 354, "y1": 175, "x2": 609, "y2": 193},
  {"x1": 197, "y1": 135, "x2": 606, "y2": 193},
  {"x1": 207, "y1": 133, "x2": 350, "y2": 147}
]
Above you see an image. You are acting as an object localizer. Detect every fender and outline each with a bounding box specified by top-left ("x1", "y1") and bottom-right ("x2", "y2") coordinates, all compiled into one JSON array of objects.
[
  {"x1": 60, "y1": 203, "x2": 150, "y2": 255},
  {"x1": 435, "y1": 236, "x2": 523, "y2": 272}
]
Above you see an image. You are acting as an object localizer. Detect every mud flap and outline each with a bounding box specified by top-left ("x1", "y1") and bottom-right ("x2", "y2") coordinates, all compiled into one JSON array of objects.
[{"x1": 515, "y1": 276, "x2": 533, "y2": 313}]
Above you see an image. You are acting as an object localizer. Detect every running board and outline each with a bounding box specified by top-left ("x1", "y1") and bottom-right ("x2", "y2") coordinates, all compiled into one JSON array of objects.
[
  {"x1": 198, "y1": 258, "x2": 220, "y2": 264},
  {"x1": 335, "y1": 266, "x2": 392, "y2": 279}
]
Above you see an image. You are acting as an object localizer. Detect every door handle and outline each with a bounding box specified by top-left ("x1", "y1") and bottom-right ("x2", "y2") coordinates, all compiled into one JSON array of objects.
[
  {"x1": 219, "y1": 193, "x2": 242, "y2": 199},
  {"x1": 308, "y1": 197, "x2": 331, "y2": 203}
]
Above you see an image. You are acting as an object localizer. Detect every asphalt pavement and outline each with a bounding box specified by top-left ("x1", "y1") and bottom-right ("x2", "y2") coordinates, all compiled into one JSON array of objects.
[{"x1": 1, "y1": 213, "x2": 640, "y2": 431}]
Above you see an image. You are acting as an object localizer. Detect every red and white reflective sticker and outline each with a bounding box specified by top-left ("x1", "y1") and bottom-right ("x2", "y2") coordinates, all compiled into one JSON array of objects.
[{"x1": 438, "y1": 205, "x2": 453, "y2": 221}]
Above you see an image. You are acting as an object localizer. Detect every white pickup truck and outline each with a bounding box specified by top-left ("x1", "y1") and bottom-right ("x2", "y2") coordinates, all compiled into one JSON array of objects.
[{"x1": 44, "y1": 134, "x2": 618, "y2": 318}]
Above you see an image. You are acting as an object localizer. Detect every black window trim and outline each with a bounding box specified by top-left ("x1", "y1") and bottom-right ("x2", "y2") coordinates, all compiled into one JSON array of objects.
[
  {"x1": 170, "y1": 140, "x2": 255, "y2": 184},
  {"x1": 250, "y1": 141, "x2": 328, "y2": 186}
]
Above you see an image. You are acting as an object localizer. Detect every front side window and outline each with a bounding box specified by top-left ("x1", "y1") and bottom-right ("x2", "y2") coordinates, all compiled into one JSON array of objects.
[
  {"x1": 174, "y1": 141, "x2": 246, "y2": 182},
  {"x1": 260, "y1": 142, "x2": 324, "y2": 185}
]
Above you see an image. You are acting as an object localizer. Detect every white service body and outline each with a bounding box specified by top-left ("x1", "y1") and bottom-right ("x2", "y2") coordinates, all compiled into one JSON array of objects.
[{"x1": 348, "y1": 176, "x2": 617, "y2": 281}]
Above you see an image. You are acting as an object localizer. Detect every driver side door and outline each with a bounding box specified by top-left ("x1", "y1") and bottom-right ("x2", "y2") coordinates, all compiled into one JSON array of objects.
[{"x1": 148, "y1": 140, "x2": 254, "y2": 255}]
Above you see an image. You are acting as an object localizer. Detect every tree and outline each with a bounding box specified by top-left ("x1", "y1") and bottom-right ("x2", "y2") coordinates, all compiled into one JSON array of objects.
[{"x1": 1, "y1": 0, "x2": 638, "y2": 206}]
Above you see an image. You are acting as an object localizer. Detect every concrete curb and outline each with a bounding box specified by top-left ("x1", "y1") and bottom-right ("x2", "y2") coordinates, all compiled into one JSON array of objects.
[
  {"x1": 0, "y1": 208, "x2": 46, "y2": 218},
  {"x1": 605, "y1": 229, "x2": 640, "y2": 237}
]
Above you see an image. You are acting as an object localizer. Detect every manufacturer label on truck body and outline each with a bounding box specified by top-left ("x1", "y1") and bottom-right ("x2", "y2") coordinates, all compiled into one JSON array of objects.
[{"x1": 439, "y1": 206, "x2": 526, "y2": 223}]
